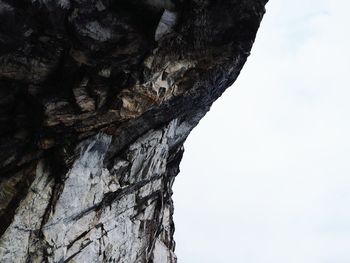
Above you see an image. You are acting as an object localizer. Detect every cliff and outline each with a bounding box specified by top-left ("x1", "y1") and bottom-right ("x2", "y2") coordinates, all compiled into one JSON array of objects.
[{"x1": 0, "y1": 0, "x2": 268, "y2": 262}]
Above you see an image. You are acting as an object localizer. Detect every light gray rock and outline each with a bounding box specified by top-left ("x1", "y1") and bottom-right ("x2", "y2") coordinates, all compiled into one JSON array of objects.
[
  {"x1": 0, "y1": 122, "x2": 180, "y2": 262},
  {"x1": 155, "y1": 10, "x2": 178, "y2": 41}
]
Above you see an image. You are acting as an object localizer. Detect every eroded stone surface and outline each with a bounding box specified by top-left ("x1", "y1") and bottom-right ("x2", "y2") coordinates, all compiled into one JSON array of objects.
[
  {"x1": 0, "y1": 0, "x2": 268, "y2": 262},
  {"x1": 1, "y1": 121, "x2": 181, "y2": 262}
]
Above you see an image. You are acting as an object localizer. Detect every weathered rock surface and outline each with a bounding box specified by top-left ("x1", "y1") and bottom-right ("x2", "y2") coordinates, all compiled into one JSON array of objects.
[{"x1": 0, "y1": 0, "x2": 268, "y2": 262}]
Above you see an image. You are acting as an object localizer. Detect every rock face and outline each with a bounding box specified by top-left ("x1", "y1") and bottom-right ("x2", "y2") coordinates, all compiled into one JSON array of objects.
[{"x1": 0, "y1": 0, "x2": 267, "y2": 262}]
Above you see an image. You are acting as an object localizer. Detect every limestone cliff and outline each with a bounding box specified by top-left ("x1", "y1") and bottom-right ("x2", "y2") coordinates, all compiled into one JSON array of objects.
[{"x1": 0, "y1": 0, "x2": 268, "y2": 262}]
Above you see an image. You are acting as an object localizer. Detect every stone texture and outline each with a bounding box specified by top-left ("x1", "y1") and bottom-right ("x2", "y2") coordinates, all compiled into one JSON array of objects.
[{"x1": 0, "y1": 0, "x2": 268, "y2": 262}]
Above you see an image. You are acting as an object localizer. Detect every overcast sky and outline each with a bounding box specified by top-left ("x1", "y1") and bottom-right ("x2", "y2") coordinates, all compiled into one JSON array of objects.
[{"x1": 173, "y1": 0, "x2": 350, "y2": 262}]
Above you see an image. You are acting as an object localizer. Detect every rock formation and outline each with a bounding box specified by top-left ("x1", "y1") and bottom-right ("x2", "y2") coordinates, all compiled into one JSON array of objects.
[{"x1": 0, "y1": 0, "x2": 268, "y2": 262}]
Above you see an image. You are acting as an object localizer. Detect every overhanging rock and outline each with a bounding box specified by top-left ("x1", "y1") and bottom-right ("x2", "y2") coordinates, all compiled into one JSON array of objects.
[{"x1": 0, "y1": 0, "x2": 268, "y2": 262}]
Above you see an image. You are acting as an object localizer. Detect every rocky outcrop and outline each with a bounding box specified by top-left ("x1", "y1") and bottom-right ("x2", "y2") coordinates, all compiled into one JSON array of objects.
[{"x1": 0, "y1": 0, "x2": 268, "y2": 262}]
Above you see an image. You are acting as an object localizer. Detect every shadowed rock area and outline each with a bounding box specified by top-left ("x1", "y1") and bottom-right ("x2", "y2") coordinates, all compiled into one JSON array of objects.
[{"x1": 0, "y1": 0, "x2": 268, "y2": 262}]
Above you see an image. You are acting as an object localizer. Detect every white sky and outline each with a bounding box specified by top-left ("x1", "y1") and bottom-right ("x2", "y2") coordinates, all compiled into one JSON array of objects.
[{"x1": 173, "y1": 0, "x2": 350, "y2": 262}]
